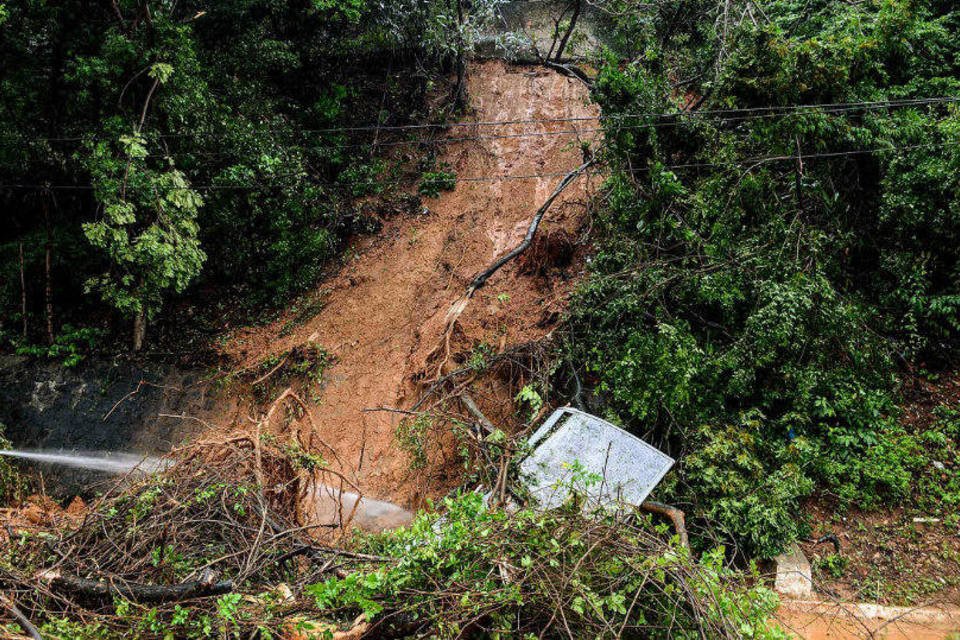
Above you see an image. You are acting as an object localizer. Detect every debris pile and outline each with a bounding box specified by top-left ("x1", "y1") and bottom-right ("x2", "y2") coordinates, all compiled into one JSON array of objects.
[{"x1": 0, "y1": 439, "x2": 373, "y2": 638}]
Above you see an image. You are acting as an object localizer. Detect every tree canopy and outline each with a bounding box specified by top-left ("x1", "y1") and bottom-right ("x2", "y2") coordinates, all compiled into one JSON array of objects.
[
  {"x1": 0, "y1": 0, "x2": 471, "y2": 347},
  {"x1": 572, "y1": 0, "x2": 960, "y2": 555}
]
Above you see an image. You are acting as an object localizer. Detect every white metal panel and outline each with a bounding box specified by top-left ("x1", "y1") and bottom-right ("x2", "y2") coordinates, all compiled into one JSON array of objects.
[{"x1": 519, "y1": 408, "x2": 674, "y2": 510}]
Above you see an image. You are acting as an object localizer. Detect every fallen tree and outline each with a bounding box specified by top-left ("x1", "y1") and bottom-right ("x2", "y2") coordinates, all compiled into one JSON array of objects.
[
  {"x1": 0, "y1": 428, "x2": 785, "y2": 639},
  {"x1": 306, "y1": 492, "x2": 787, "y2": 639},
  {"x1": 429, "y1": 160, "x2": 594, "y2": 379},
  {"x1": 466, "y1": 160, "x2": 593, "y2": 294},
  {"x1": 39, "y1": 571, "x2": 233, "y2": 604},
  {"x1": 0, "y1": 440, "x2": 359, "y2": 638}
]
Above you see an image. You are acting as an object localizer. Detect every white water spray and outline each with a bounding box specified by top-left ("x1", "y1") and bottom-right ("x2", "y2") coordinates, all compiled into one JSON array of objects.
[
  {"x1": 0, "y1": 449, "x2": 165, "y2": 475},
  {"x1": 1, "y1": 450, "x2": 412, "y2": 530},
  {"x1": 308, "y1": 481, "x2": 413, "y2": 532}
]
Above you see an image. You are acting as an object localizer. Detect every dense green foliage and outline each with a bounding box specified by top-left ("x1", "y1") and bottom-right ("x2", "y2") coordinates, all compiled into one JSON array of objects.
[
  {"x1": 0, "y1": 0, "x2": 470, "y2": 348},
  {"x1": 0, "y1": 425, "x2": 26, "y2": 505},
  {"x1": 572, "y1": 0, "x2": 960, "y2": 556},
  {"x1": 3, "y1": 4, "x2": 959, "y2": 633}
]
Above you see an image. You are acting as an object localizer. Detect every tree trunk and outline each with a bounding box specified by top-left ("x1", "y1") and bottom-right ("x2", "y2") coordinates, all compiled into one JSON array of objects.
[
  {"x1": 552, "y1": 0, "x2": 581, "y2": 62},
  {"x1": 43, "y1": 201, "x2": 54, "y2": 345},
  {"x1": 19, "y1": 242, "x2": 27, "y2": 340},
  {"x1": 451, "y1": 0, "x2": 467, "y2": 110},
  {"x1": 133, "y1": 310, "x2": 146, "y2": 352},
  {"x1": 41, "y1": 570, "x2": 232, "y2": 604}
]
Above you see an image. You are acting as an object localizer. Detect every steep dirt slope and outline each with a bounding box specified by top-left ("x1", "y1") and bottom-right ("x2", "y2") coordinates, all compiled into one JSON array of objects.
[{"x1": 221, "y1": 61, "x2": 599, "y2": 508}]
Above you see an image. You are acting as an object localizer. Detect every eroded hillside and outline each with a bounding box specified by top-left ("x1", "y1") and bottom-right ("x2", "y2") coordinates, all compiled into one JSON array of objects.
[{"x1": 218, "y1": 61, "x2": 600, "y2": 508}]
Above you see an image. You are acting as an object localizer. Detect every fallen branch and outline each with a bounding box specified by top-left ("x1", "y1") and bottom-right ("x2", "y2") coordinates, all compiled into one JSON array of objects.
[
  {"x1": 467, "y1": 160, "x2": 593, "y2": 294},
  {"x1": 40, "y1": 570, "x2": 233, "y2": 604},
  {"x1": 459, "y1": 392, "x2": 496, "y2": 435},
  {"x1": 251, "y1": 353, "x2": 290, "y2": 386},
  {"x1": 544, "y1": 60, "x2": 592, "y2": 88},
  {"x1": 1, "y1": 597, "x2": 43, "y2": 640},
  {"x1": 300, "y1": 544, "x2": 394, "y2": 563},
  {"x1": 640, "y1": 500, "x2": 689, "y2": 550},
  {"x1": 103, "y1": 380, "x2": 183, "y2": 421},
  {"x1": 429, "y1": 161, "x2": 593, "y2": 378}
]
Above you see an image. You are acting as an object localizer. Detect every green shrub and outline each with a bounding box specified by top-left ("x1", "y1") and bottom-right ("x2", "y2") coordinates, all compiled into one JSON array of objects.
[
  {"x1": 418, "y1": 168, "x2": 457, "y2": 198},
  {"x1": 308, "y1": 492, "x2": 788, "y2": 639},
  {"x1": 395, "y1": 413, "x2": 433, "y2": 470},
  {"x1": 815, "y1": 553, "x2": 849, "y2": 579},
  {"x1": 681, "y1": 420, "x2": 814, "y2": 558},
  {"x1": 569, "y1": 0, "x2": 960, "y2": 555},
  {"x1": 15, "y1": 324, "x2": 104, "y2": 367}
]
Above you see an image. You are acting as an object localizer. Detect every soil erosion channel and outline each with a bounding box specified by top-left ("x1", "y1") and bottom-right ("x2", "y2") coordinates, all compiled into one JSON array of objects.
[{"x1": 221, "y1": 61, "x2": 599, "y2": 511}]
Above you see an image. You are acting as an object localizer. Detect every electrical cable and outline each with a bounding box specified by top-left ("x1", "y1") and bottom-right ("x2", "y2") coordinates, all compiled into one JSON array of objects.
[
  {"x1": 1, "y1": 140, "x2": 950, "y2": 192},
  {"x1": 2, "y1": 96, "x2": 956, "y2": 143}
]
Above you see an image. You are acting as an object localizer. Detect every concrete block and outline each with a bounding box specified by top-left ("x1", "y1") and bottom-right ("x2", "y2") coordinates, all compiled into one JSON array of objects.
[{"x1": 773, "y1": 543, "x2": 813, "y2": 599}]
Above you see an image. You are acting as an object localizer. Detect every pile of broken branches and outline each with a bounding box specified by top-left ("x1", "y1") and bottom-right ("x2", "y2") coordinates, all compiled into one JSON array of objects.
[
  {"x1": 310, "y1": 492, "x2": 777, "y2": 640},
  {"x1": 0, "y1": 439, "x2": 373, "y2": 638}
]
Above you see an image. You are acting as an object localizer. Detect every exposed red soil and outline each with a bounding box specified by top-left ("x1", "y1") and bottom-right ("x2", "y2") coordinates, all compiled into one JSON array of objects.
[
  {"x1": 798, "y1": 503, "x2": 960, "y2": 607},
  {"x1": 777, "y1": 600, "x2": 960, "y2": 639},
  {"x1": 218, "y1": 61, "x2": 600, "y2": 510},
  {"x1": 0, "y1": 494, "x2": 86, "y2": 543}
]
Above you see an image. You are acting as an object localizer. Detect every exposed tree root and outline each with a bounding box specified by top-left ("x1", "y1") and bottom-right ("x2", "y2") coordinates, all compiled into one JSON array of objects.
[
  {"x1": 264, "y1": 387, "x2": 352, "y2": 480},
  {"x1": 640, "y1": 500, "x2": 690, "y2": 550},
  {"x1": 333, "y1": 615, "x2": 371, "y2": 640},
  {"x1": 251, "y1": 353, "x2": 290, "y2": 386}
]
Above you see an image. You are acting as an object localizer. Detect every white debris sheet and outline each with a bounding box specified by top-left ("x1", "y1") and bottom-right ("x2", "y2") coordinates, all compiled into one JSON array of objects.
[{"x1": 519, "y1": 408, "x2": 674, "y2": 510}]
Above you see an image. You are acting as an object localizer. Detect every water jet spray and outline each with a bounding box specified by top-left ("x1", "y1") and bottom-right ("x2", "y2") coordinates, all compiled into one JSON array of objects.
[{"x1": 0, "y1": 449, "x2": 165, "y2": 475}]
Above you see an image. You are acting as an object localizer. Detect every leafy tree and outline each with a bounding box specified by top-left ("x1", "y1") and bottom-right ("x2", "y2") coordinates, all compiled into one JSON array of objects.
[
  {"x1": 0, "y1": 0, "x2": 468, "y2": 349},
  {"x1": 571, "y1": 0, "x2": 960, "y2": 555},
  {"x1": 84, "y1": 130, "x2": 205, "y2": 350}
]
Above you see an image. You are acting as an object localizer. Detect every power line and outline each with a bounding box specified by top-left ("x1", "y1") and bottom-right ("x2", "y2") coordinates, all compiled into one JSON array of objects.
[
  {"x1": 221, "y1": 96, "x2": 960, "y2": 134},
  {"x1": 622, "y1": 141, "x2": 950, "y2": 174},
  {"x1": 140, "y1": 99, "x2": 960, "y2": 156},
  {"x1": 1, "y1": 140, "x2": 950, "y2": 193},
  {"x1": 0, "y1": 97, "x2": 951, "y2": 169},
  {"x1": 2, "y1": 96, "x2": 956, "y2": 143}
]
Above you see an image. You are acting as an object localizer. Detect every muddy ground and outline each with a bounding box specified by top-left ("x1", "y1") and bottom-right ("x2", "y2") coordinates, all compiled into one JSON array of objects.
[{"x1": 799, "y1": 372, "x2": 960, "y2": 608}]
